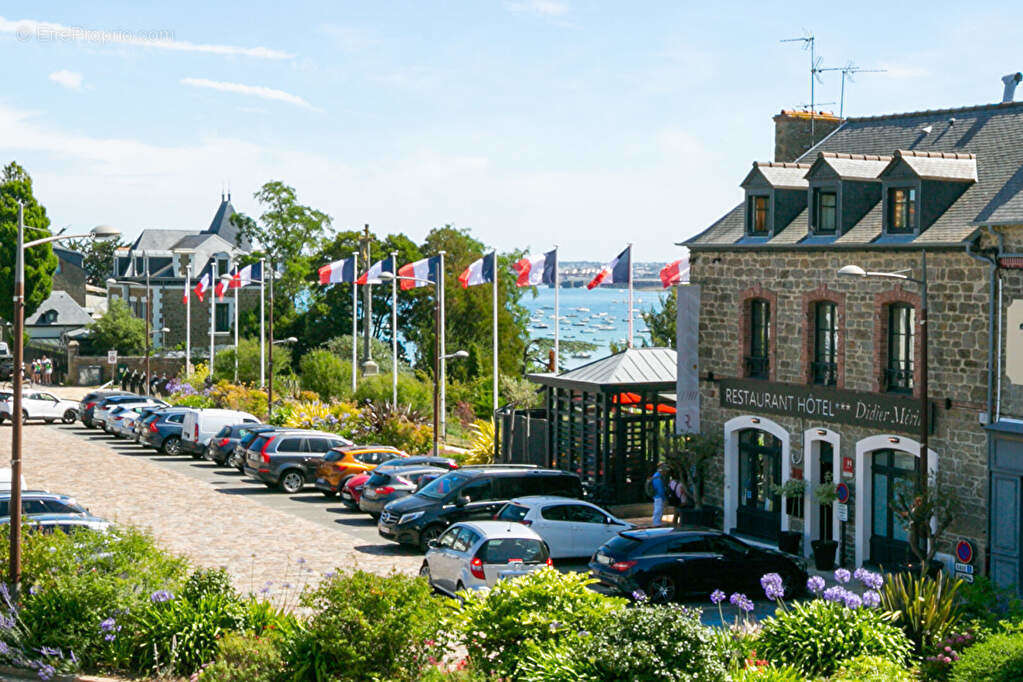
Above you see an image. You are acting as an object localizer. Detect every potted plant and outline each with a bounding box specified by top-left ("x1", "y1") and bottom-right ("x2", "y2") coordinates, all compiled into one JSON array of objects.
[
  {"x1": 661, "y1": 432, "x2": 723, "y2": 527},
  {"x1": 771, "y1": 478, "x2": 806, "y2": 554},
  {"x1": 810, "y1": 473, "x2": 840, "y2": 570}
]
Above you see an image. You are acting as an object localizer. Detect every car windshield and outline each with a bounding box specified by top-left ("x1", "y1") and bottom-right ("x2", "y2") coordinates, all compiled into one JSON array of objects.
[
  {"x1": 366, "y1": 472, "x2": 390, "y2": 487},
  {"x1": 323, "y1": 449, "x2": 344, "y2": 463},
  {"x1": 496, "y1": 504, "x2": 529, "y2": 522},
  {"x1": 602, "y1": 534, "x2": 644, "y2": 557},
  {"x1": 248, "y1": 436, "x2": 269, "y2": 451},
  {"x1": 416, "y1": 472, "x2": 469, "y2": 500},
  {"x1": 214, "y1": 426, "x2": 231, "y2": 439},
  {"x1": 479, "y1": 538, "x2": 548, "y2": 564}
]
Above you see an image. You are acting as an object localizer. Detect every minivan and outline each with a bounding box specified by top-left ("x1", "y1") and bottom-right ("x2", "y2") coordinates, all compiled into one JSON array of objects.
[
  {"x1": 181, "y1": 409, "x2": 260, "y2": 459},
  {"x1": 243, "y1": 430, "x2": 352, "y2": 493},
  {"x1": 377, "y1": 466, "x2": 583, "y2": 551}
]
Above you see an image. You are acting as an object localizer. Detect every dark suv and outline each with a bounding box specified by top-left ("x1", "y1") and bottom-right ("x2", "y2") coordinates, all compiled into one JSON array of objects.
[
  {"x1": 378, "y1": 466, "x2": 583, "y2": 551},
  {"x1": 243, "y1": 430, "x2": 352, "y2": 493},
  {"x1": 138, "y1": 408, "x2": 192, "y2": 455}
]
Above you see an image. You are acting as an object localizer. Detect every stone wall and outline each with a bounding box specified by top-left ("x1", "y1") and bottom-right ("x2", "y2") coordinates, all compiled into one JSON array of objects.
[
  {"x1": 66, "y1": 343, "x2": 185, "y2": 386},
  {"x1": 773, "y1": 110, "x2": 844, "y2": 163}
]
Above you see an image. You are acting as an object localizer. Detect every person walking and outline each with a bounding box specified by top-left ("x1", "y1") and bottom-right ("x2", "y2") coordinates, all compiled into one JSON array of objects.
[
  {"x1": 650, "y1": 463, "x2": 669, "y2": 527},
  {"x1": 43, "y1": 356, "x2": 52, "y2": 385}
]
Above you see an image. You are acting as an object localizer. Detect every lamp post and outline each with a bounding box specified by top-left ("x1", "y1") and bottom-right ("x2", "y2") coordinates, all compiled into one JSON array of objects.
[
  {"x1": 11, "y1": 204, "x2": 118, "y2": 591},
  {"x1": 173, "y1": 248, "x2": 195, "y2": 377},
  {"x1": 838, "y1": 252, "x2": 930, "y2": 497}
]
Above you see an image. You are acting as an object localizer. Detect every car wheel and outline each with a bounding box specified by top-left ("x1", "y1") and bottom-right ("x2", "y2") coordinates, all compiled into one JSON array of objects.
[
  {"x1": 83, "y1": 418, "x2": 93, "y2": 428},
  {"x1": 0, "y1": 413, "x2": 6, "y2": 425},
  {"x1": 162, "y1": 437, "x2": 181, "y2": 456},
  {"x1": 279, "y1": 470, "x2": 305, "y2": 494},
  {"x1": 21, "y1": 410, "x2": 28, "y2": 425},
  {"x1": 321, "y1": 489, "x2": 338, "y2": 498},
  {"x1": 418, "y1": 525, "x2": 443, "y2": 552},
  {"x1": 227, "y1": 451, "x2": 241, "y2": 469},
  {"x1": 646, "y1": 574, "x2": 677, "y2": 604},
  {"x1": 62, "y1": 410, "x2": 76, "y2": 424},
  {"x1": 419, "y1": 561, "x2": 432, "y2": 584}
]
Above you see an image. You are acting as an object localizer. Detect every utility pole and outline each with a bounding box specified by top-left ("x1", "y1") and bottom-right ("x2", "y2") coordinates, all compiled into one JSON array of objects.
[{"x1": 360, "y1": 224, "x2": 378, "y2": 376}]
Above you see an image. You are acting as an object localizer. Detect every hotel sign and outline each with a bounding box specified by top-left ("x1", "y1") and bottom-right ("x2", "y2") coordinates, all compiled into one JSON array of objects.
[{"x1": 719, "y1": 378, "x2": 934, "y2": 435}]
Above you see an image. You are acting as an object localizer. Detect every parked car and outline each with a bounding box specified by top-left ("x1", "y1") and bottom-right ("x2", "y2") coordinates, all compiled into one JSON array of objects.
[
  {"x1": 138, "y1": 408, "x2": 194, "y2": 455},
  {"x1": 181, "y1": 409, "x2": 260, "y2": 459},
  {"x1": 0, "y1": 491, "x2": 90, "y2": 519},
  {"x1": 420, "y1": 521, "x2": 552, "y2": 596},
  {"x1": 132, "y1": 405, "x2": 172, "y2": 442},
  {"x1": 205, "y1": 423, "x2": 271, "y2": 465},
  {"x1": 342, "y1": 472, "x2": 372, "y2": 509},
  {"x1": 0, "y1": 358, "x2": 15, "y2": 381},
  {"x1": 93, "y1": 395, "x2": 164, "y2": 431},
  {"x1": 343, "y1": 455, "x2": 459, "y2": 509},
  {"x1": 243, "y1": 430, "x2": 352, "y2": 493},
  {"x1": 315, "y1": 445, "x2": 408, "y2": 499},
  {"x1": 229, "y1": 426, "x2": 279, "y2": 470},
  {"x1": 588, "y1": 528, "x2": 808, "y2": 604},
  {"x1": 359, "y1": 466, "x2": 448, "y2": 518},
  {"x1": 0, "y1": 391, "x2": 80, "y2": 425},
  {"x1": 0, "y1": 468, "x2": 27, "y2": 492},
  {"x1": 378, "y1": 466, "x2": 583, "y2": 551},
  {"x1": 108, "y1": 404, "x2": 160, "y2": 438},
  {"x1": 79, "y1": 390, "x2": 134, "y2": 428},
  {"x1": 496, "y1": 496, "x2": 633, "y2": 559},
  {"x1": 23, "y1": 514, "x2": 111, "y2": 534}
]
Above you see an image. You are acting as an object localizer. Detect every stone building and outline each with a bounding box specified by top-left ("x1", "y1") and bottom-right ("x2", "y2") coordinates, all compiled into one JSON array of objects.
[{"x1": 685, "y1": 89, "x2": 1023, "y2": 584}]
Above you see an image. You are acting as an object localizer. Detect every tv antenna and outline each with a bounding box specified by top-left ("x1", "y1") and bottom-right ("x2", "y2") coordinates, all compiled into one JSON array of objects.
[
  {"x1": 818, "y1": 61, "x2": 886, "y2": 116},
  {"x1": 781, "y1": 30, "x2": 823, "y2": 144}
]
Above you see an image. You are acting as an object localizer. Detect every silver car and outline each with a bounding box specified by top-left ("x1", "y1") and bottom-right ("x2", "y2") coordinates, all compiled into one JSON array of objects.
[{"x1": 419, "y1": 521, "x2": 551, "y2": 597}]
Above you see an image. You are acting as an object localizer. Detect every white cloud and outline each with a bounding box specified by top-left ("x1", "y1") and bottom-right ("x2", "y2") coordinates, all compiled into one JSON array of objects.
[
  {"x1": 506, "y1": 0, "x2": 569, "y2": 17},
  {"x1": 48, "y1": 69, "x2": 83, "y2": 91},
  {"x1": 0, "y1": 15, "x2": 293, "y2": 60},
  {"x1": 180, "y1": 78, "x2": 320, "y2": 111}
]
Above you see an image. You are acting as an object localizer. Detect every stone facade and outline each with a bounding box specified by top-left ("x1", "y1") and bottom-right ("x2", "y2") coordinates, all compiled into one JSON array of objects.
[
  {"x1": 773, "y1": 110, "x2": 844, "y2": 163},
  {"x1": 691, "y1": 247, "x2": 990, "y2": 570}
]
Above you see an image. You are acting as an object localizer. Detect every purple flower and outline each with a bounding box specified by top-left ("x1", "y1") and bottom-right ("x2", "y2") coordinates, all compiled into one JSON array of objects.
[
  {"x1": 823, "y1": 586, "x2": 848, "y2": 602},
  {"x1": 806, "y1": 575, "x2": 826, "y2": 594},
  {"x1": 760, "y1": 573, "x2": 785, "y2": 600},
  {"x1": 710, "y1": 589, "x2": 726, "y2": 604},
  {"x1": 738, "y1": 595, "x2": 755, "y2": 612},
  {"x1": 38, "y1": 647, "x2": 60, "y2": 657},
  {"x1": 37, "y1": 663, "x2": 54, "y2": 680},
  {"x1": 99, "y1": 618, "x2": 117, "y2": 633},
  {"x1": 854, "y1": 568, "x2": 884, "y2": 590},
  {"x1": 149, "y1": 590, "x2": 174, "y2": 603},
  {"x1": 834, "y1": 568, "x2": 851, "y2": 583},
  {"x1": 0, "y1": 640, "x2": 9, "y2": 655},
  {"x1": 843, "y1": 592, "x2": 863, "y2": 609},
  {"x1": 862, "y1": 590, "x2": 881, "y2": 608},
  {"x1": 631, "y1": 589, "x2": 648, "y2": 602},
  {"x1": 324, "y1": 571, "x2": 336, "y2": 579},
  {"x1": 104, "y1": 634, "x2": 116, "y2": 642},
  {"x1": 0, "y1": 614, "x2": 14, "y2": 630}
]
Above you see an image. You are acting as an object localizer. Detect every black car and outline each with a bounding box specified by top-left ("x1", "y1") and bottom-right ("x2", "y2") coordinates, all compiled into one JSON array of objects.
[
  {"x1": 205, "y1": 423, "x2": 272, "y2": 465},
  {"x1": 377, "y1": 466, "x2": 583, "y2": 551},
  {"x1": 230, "y1": 426, "x2": 280, "y2": 471},
  {"x1": 588, "y1": 528, "x2": 808, "y2": 604},
  {"x1": 0, "y1": 358, "x2": 13, "y2": 382},
  {"x1": 138, "y1": 408, "x2": 192, "y2": 455}
]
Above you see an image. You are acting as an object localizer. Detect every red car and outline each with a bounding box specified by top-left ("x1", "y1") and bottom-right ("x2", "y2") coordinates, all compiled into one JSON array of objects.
[{"x1": 341, "y1": 472, "x2": 372, "y2": 509}]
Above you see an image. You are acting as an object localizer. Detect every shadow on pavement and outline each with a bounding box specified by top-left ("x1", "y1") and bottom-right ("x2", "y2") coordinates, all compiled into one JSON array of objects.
[{"x1": 354, "y1": 543, "x2": 422, "y2": 557}]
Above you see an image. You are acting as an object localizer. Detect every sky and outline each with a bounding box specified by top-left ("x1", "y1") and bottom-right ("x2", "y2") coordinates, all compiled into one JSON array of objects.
[{"x1": 0, "y1": 1, "x2": 1019, "y2": 261}]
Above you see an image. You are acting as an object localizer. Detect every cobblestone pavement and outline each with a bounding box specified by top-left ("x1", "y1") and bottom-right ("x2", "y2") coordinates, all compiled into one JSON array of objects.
[{"x1": 0, "y1": 413, "x2": 422, "y2": 603}]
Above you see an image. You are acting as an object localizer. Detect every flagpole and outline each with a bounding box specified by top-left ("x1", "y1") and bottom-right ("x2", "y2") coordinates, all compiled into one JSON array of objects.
[
  {"x1": 210, "y1": 259, "x2": 217, "y2": 378},
  {"x1": 233, "y1": 263, "x2": 240, "y2": 383},
  {"x1": 351, "y1": 252, "x2": 358, "y2": 393},
  {"x1": 391, "y1": 251, "x2": 398, "y2": 406},
  {"x1": 259, "y1": 259, "x2": 266, "y2": 388},
  {"x1": 185, "y1": 256, "x2": 192, "y2": 378},
  {"x1": 438, "y1": 251, "x2": 447, "y2": 443},
  {"x1": 553, "y1": 246, "x2": 560, "y2": 372},
  {"x1": 627, "y1": 243, "x2": 634, "y2": 348},
  {"x1": 492, "y1": 251, "x2": 498, "y2": 417}
]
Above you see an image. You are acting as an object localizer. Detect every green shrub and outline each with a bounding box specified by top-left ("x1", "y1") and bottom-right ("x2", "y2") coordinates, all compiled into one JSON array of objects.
[
  {"x1": 183, "y1": 567, "x2": 237, "y2": 603},
  {"x1": 833, "y1": 654, "x2": 914, "y2": 681},
  {"x1": 354, "y1": 372, "x2": 433, "y2": 414},
  {"x1": 882, "y1": 571, "x2": 963, "y2": 654},
  {"x1": 170, "y1": 393, "x2": 216, "y2": 409},
  {"x1": 732, "y1": 663, "x2": 805, "y2": 681},
  {"x1": 516, "y1": 604, "x2": 728, "y2": 682},
  {"x1": 758, "y1": 599, "x2": 911, "y2": 676},
  {"x1": 198, "y1": 631, "x2": 287, "y2": 682},
  {"x1": 212, "y1": 337, "x2": 291, "y2": 385},
  {"x1": 450, "y1": 567, "x2": 626, "y2": 679},
  {"x1": 240, "y1": 597, "x2": 299, "y2": 636},
  {"x1": 958, "y1": 577, "x2": 1023, "y2": 627},
  {"x1": 284, "y1": 570, "x2": 447, "y2": 682},
  {"x1": 951, "y1": 631, "x2": 1023, "y2": 682},
  {"x1": 299, "y1": 349, "x2": 352, "y2": 401}
]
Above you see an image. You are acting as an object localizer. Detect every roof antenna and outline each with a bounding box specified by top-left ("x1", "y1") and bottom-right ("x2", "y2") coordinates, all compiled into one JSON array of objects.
[
  {"x1": 817, "y1": 61, "x2": 887, "y2": 117},
  {"x1": 781, "y1": 30, "x2": 822, "y2": 145}
]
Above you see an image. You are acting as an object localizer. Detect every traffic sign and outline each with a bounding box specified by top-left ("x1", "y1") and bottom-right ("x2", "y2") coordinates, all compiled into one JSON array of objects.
[
  {"x1": 107, "y1": 350, "x2": 118, "y2": 365},
  {"x1": 835, "y1": 482, "x2": 850, "y2": 504},
  {"x1": 954, "y1": 562, "x2": 974, "y2": 575},
  {"x1": 836, "y1": 503, "x2": 848, "y2": 521},
  {"x1": 956, "y1": 540, "x2": 974, "y2": 564}
]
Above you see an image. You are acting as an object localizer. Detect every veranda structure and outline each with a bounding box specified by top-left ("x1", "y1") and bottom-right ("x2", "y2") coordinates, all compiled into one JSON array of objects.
[{"x1": 527, "y1": 347, "x2": 677, "y2": 505}]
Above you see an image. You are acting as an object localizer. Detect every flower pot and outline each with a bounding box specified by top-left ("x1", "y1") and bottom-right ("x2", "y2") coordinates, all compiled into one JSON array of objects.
[
  {"x1": 811, "y1": 539, "x2": 838, "y2": 571},
  {"x1": 779, "y1": 530, "x2": 802, "y2": 555}
]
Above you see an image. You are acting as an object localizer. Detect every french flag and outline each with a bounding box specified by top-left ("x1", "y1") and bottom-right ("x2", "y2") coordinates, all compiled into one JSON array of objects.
[
  {"x1": 587, "y1": 246, "x2": 631, "y2": 289},
  {"x1": 318, "y1": 257, "x2": 357, "y2": 285},
  {"x1": 398, "y1": 256, "x2": 441, "y2": 290},
  {"x1": 659, "y1": 257, "x2": 690, "y2": 288},
  {"x1": 357, "y1": 256, "x2": 396, "y2": 285},
  {"x1": 459, "y1": 252, "x2": 496, "y2": 288},
  {"x1": 511, "y1": 249, "x2": 556, "y2": 287},
  {"x1": 218, "y1": 262, "x2": 264, "y2": 299},
  {"x1": 192, "y1": 262, "x2": 213, "y2": 303}
]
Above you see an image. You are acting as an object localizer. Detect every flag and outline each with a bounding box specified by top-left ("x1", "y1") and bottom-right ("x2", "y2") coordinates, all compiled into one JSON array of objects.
[
  {"x1": 230, "y1": 262, "x2": 263, "y2": 289},
  {"x1": 659, "y1": 258, "x2": 690, "y2": 288},
  {"x1": 511, "y1": 249, "x2": 556, "y2": 287},
  {"x1": 397, "y1": 256, "x2": 441, "y2": 291},
  {"x1": 458, "y1": 252, "x2": 496, "y2": 288},
  {"x1": 356, "y1": 256, "x2": 396, "y2": 285},
  {"x1": 318, "y1": 257, "x2": 357, "y2": 285},
  {"x1": 182, "y1": 268, "x2": 190, "y2": 304},
  {"x1": 587, "y1": 246, "x2": 631, "y2": 289},
  {"x1": 193, "y1": 262, "x2": 212, "y2": 303},
  {"x1": 215, "y1": 270, "x2": 230, "y2": 300}
]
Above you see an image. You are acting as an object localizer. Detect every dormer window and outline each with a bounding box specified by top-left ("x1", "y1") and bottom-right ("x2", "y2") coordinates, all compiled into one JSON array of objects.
[
  {"x1": 740, "y1": 162, "x2": 809, "y2": 241},
  {"x1": 888, "y1": 187, "x2": 916, "y2": 233},
  {"x1": 815, "y1": 189, "x2": 837, "y2": 234},
  {"x1": 749, "y1": 195, "x2": 769, "y2": 235}
]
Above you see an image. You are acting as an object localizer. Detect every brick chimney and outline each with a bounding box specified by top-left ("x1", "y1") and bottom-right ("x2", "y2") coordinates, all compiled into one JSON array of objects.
[{"x1": 773, "y1": 110, "x2": 844, "y2": 162}]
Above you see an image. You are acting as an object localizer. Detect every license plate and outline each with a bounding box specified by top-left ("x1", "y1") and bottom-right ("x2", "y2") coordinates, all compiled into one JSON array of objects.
[
  {"x1": 378, "y1": 523, "x2": 393, "y2": 536},
  {"x1": 596, "y1": 553, "x2": 611, "y2": 565}
]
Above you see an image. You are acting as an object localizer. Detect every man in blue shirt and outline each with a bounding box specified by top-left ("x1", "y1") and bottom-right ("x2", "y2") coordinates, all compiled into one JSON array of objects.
[{"x1": 651, "y1": 464, "x2": 669, "y2": 527}]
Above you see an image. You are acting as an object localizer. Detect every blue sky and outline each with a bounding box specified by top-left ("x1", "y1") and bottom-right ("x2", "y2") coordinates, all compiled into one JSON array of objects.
[{"x1": 0, "y1": 1, "x2": 1018, "y2": 260}]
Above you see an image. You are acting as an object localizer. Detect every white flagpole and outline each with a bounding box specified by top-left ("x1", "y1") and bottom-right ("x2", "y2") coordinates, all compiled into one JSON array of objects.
[
  {"x1": 210, "y1": 259, "x2": 217, "y2": 377},
  {"x1": 259, "y1": 259, "x2": 266, "y2": 388},
  {"x1": 185, "y1": 257, "x2": 192, "y2": 378},
  {"x1": 391, "y1": 251, "x2": 398, "y2": 406},
  {"x1": 438, "y1": 251, "x2": 447, "y2": 442},
  {"x1": 627, "y1": 243, "x2": 634, "y2": 348},
  {"x1": 233, "y1": 262, "x2": 240, "y2": 384},
  {"x1": 553, "y1": 246, "x2": 560, "y2": 371},
  {"x1": 351, "y1": 252, "x2": 358, "y2": 393},
  {"x1": 492, "y1": 251, "x2": 498, "y2": 417}
]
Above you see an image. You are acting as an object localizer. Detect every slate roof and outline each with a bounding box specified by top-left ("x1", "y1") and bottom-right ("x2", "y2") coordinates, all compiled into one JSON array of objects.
[
  {"x1": 130, "y1": 229, "x2": 195, "y2": 253},
  {"x1": 527, "y1": 347, "x2": 677, "y2": 391},
  {"x1": 204, "y1": 196, "x2": 251, "y2": 251},
  {"x1": 742, "y1": 162, "x2": 810, "y2": 189},
  {"x1": 687, "y1": 100, "x2": 1023, "y2": 248},
  {"x1": 25, "y1": 291, "x2": 94, "y2": 327},
  {"x1": 888, "y1": 150, "x2": 978, "y2": 182},
  {"x1": 53, "y1": 246, "x2": 84, "y2": 269},
  {"x1": 811, "y1": 152, "x2": 891, "y2": 181}
]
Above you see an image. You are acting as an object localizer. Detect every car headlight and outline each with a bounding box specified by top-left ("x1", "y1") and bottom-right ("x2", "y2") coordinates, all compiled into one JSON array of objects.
[{"x1": 399, "y1": 511, "x2": 424, "y2": 525}]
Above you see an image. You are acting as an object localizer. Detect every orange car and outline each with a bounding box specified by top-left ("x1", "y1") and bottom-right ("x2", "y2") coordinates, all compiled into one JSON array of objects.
[{"x1": 314, "y1": 445, "x2": 408, "y2": 500}]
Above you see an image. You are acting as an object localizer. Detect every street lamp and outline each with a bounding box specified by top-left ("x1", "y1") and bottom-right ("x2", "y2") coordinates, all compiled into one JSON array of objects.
[
  {"x1": 107, "y1": 267, "x2": 156, "y2": 398},
  {"x1": 173, "y1": 247, "x2": 195, "y2": 377},
  {"x1": 11, "y1": 204, "x2": 118, "y2": 592},
  {"x1": 266, "y1": 336, "x2": 297, "y2": 422},
  {"x1": 838, "y1": 252, "x2": 930, "y2": 499}
]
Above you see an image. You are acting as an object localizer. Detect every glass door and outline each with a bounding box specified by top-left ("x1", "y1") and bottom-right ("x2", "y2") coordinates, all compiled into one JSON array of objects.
[
  {"x1": 869, "y1": 449, "x2": 918, "y2": 567},
  {"x1": 737, "y1": 429, "x2": 782, "y2": 541},
  {"x1": 819, "y1": 442, "x2": 834, "y2": 541}
]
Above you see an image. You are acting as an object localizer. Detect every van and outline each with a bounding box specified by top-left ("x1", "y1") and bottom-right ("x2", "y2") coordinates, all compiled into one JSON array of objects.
[{"x1": 181, "y1": 409, "x2": 260, "y2": 459}]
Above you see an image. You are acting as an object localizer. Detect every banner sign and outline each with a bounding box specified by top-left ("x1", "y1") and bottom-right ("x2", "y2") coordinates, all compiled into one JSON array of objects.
[
  {"x1": 675, "y1": 284, "x2": 700, "y2": 435},
  {"x1": 719, "y1": 378, "x2": 934, "y2": 436}
]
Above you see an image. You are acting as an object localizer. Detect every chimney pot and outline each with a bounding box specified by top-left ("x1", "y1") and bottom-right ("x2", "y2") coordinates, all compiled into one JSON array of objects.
[{"x1": 1002, "y1": 72, "x2": 1022, "y2": 103}]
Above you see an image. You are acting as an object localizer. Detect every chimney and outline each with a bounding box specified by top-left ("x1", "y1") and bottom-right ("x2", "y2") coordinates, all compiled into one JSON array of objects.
[
  {"x1": 1002, "y1": 72, "x2": 1022, "y2": 103},
  {"x1": 773, "y1": 110, "x2": 845, "y2": 162}
]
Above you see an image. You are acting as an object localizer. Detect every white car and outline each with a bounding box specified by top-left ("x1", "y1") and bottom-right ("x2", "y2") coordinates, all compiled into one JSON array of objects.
[
  {"x1": 495, "y1": 496, "x2": 634, "y2": 559},
  {"x1": 181, "y1": 409, "x2": 260, "y2": 459},
  {"x1": 108, "y1": 405, "x2": 151, "y2": 439},
  {"x1": 0, "y1": 391, "x2": 79, "y2": 425},
  {"x1": 94, "y1": 397, "x2": 164, "y2": 431},
  {"x1": 419, "y1": 521, "x2": 552, "y2": 597}
]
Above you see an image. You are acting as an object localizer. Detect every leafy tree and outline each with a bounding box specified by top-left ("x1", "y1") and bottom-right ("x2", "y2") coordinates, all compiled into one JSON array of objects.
[
  {"x1": 67, "y1": 235, "x2": 126, "y2": 285},
  {"x1": 661, "y1": 432, "x2": 723, "y2": 509},
  {"x1": 0, "y1": 162, "x2": 56, "y2": 321},
  {"x1": 892, "y1": 478, "x2": 961, "y2": 577},
  {"x1": 641, "y1": 287, "x2": 677, "y2": 348},
  {"x1": 87, "y1": 298, "x2": 145, "y2": 354}
]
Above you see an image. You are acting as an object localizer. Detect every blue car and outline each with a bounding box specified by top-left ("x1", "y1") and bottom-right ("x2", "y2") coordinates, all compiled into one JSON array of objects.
[{"x1": 138, "y1": 408, "x2": 194, "y2": 455}]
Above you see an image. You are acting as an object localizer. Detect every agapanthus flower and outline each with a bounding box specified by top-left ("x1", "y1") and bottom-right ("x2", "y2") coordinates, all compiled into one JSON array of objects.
[
  {"x1": 760, "y1": 573, "x2": 785, "y2": 600},
  {"x1": 854, "y1": 568, "x2": 884, "y2": 590},
  {"x1": 0, "y1": 614, "x2": 15, "y2": 630},
  {"x1": 834, "y1": 568, "x2": 851, "y2": 583},
  {"x1": 631, "y1": 589, "x2": 648, "y2": 602},
  {"x1": 37, "y1": 664, "x2": 55, "y2": 681},
  {"x1": 149, "y1": 590, "x2": 174, "y2": 603},
  {"x1": 710, "y1": 589, "x2": 726, "y2": 604},
  {"x1": 823, "y1": 586, "x2": 847, "y2": 602},
  {"x1": 843, "y1": 592, "x2": 863, "y2": 609},
  {"x1": 38, "y1": 647, "x2": 60, "y2": 657},
  {"x1": 737, "y1": 595, "x2": 755, "y2": 612},
  {"x1": 806, "y1": 575, "x2": 826, "y2": 594},
  {"x1": 862, "y1": 590, "x2": 881, "y2": 608}
]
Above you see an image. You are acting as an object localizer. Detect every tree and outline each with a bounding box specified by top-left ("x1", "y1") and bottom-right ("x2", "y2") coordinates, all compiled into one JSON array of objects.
[
  {"x1": 87, "y1": 298, "x2": 145, "y2": 354},
  {"x1": 641, "y1": 287, "x2": 677, "y2": 348},
  {"x1": 892, "y1": 478, "x2": 961, "y2": 577},
  {"x1": 661, "y1": 432, "x2": 723, "y2": 510},
  {"x1": 0, "y1": 162, "x2": 56, "y2": 322},
  {"x1": 67, "y1": 236, "x2": 126, "y2": 285}
]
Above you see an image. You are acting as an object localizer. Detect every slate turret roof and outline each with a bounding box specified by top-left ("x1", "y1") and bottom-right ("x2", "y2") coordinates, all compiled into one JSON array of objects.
[{"x1": 527, "y1": 347, "x2": 677, "y2": 392}]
